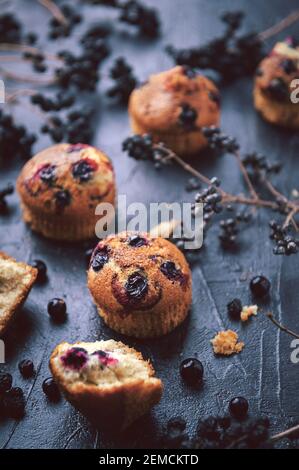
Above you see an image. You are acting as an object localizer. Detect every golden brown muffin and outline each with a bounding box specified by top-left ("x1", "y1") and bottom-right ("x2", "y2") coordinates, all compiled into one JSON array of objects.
[
  {"x1": 17, "y1": 143, "x2": 116, "y2": 241},
  {"x1": 254, "y1": 40, "x2": 299, "y2": 128},
  {"x1": 128, "y1": 66, "x2": 221, "y2": 156},
  {"x1": 87, "y1": 231, "x2": 192, "y2": 338},
  {"x1": 0, "y1": 252, "x2": 37, "y2": 336},
  {"x1": 50, "y1": 339, "x2": 163, "y2": 430}
]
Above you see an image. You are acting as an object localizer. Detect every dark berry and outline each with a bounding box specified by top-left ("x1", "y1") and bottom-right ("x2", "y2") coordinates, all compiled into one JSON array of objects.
[
  {"x1": 31, "y1": 259, "x2": 47, "y2": 283},
  {"x1": 0, "y1": 373, "x2": 12, "y2": 394},
  {"x1": 164, "y1": 417, "x2": 187, "y2": 448},
  {"x1": 250, "y1": 276, "x2": 271, "y2": 298},
  {"x1": 18, "y1": 360, "x2": 35, "y2": 378},
  {"x1": 179, "y1": 104, "x2": 198, "y2": 129},
  {"x1": 160, "y1": 261, "x2": 184, "y2": 283},
  {"x1": 128, "y1": 234, "x2": 148, "y2": 247},
  {"x1": 229, "y1": 397, "x2": 249, "y2": 419},
  {"x1": 72, "y1": 159, "x2": 97, "y2": 182},
  {"x1": 42, "y1": 377, "x2": 60, "y2": 402},
  {"x1": 47, "y1": 298, "x2": 67, "y2": 322},
  {"x1": 91, "y1": 246, "x2": 109, "y2": 272},
  {"x1": 92, "y1": 350, "x2": 118, "y2": 366},
  {"x1": 266, "y1": 78, "x2": 289, "y2": 102},
  {"x1": 55, "y1": 190, "x2": 71, "y2": 210},
  {"x1": 125, "y1": 272, "x2": 148, "y2": 299},
  {"x1": 38, "y1": 164, "x2": 56, "y2": 185},
  {"x1": 61, "y1": 347, "x2": 88, "y2": 370},
  {"x1": 180, "y1": 358, "x2": 204, "y2": 386},
  {"x1": 227, "y1": 298, "x2": 242, "y2": 320},
  {"x1": 3, "y1": 387, "x2": 25, "y2": 419},
  {"x1": 280, "y1": 58, "x2": 297, "y2": 74}
]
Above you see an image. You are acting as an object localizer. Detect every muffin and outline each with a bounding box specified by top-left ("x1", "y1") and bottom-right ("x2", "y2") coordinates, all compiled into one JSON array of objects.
[
  {"x1": 50, "y1": 339, "x2": 163, "y2": 430},
  {"x1": 254, "y1": 39, "x2": 299, "y2": 128},
  {"x1": 128, "y1": 66, "x2": 221, "y2": 156},
  {"x1": 87, "y1": 231, "x2": 192, "y2": 338},
  {"x1": 17, "y1": 143, "x2": 116, "y2": 241},
  {"x1": 0, "y1": 252, "x2": 37, "y2": 336}
]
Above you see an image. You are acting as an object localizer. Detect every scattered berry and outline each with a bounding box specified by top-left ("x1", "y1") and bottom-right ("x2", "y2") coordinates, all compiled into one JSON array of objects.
[
  {"x1": 250, "y1": 276, "x2": 271, "y2": 298},
  {"x1": 0, "y1": 111, "x2": 36, "y2": 161},
  {"x1": 180, "y1": 358, "x2": 204, "y2": 386},
  {"x1": 18, "y1": 360, "x2": 35, "y2": 379},
  {"x1": 3, "y1": 387, "x2": 25, "y2": 420},
  {"x1": 42, "y1": 377, "x2": 60, "y2": 402},
  {"x1": 227, "y1": 299, "x2": 242, "y2": 320},
  {"x1": 229, "y1": 397, "x2": 249, "y2": 419},
  {"x1": 47, "y1": 298, "x2": 67, "y2": 322},
  {"x1": 107, "y1": 57, "x2": 137, "y2": 103},
  {"x1": 31, "y1": 259, "x2": 47, "y2": 284},
  {"x1": 0, "y1": 373, "x2": 12, "y2": 394}
]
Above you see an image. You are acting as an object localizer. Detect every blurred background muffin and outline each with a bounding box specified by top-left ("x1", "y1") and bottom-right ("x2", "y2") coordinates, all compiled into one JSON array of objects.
[
  {"x1": 17, "y1": 143, "x2": 116, "y2": 241},
  {"x1": 128, "y1": 66, "x2": 221, "y2": 156}
]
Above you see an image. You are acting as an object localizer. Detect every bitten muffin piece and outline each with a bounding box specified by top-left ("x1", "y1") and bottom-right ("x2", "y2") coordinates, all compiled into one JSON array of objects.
[
  {"x1": 128, "y1": 66, "x2": 220, "y2": 156},
  {"x1": 87, "y1": 231, "x2": 192, "y2": 338},
  {"x1": 0, "y1": 252, "x2": 37, "y2": 336},
  {"x1": 254, "y1": 39, "x2": 299, "y2": 129},
  {"x1": 50, "y1": 339, "x2": 163, "y2": 430},
  {"x1": 16, "y1": 143, "x2": 116, "y2": 241}
]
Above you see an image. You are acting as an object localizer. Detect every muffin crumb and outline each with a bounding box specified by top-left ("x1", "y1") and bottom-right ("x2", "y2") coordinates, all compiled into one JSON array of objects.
[
  {"x1": 241, "y1": 305, "x2": 258, "y2": 322},
  {"x1": 211, "y1": 330, "x2": 244, "y2": 356}
]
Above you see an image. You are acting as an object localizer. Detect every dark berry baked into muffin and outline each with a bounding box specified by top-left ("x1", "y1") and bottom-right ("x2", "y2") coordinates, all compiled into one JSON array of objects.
[
  {"x1": 87, "y1": 231, "x2": 192, "y2": 338},
  {"x1": 50, "y1": 339, "x2": 163, "y2": 430},
  {"x1": 17, "y1": 144, "x2": 116, "y2": 241},
  {"x1": 254, "y1": 39, "x2": 299, "y2": 128},
  {"x1": 128, "y1": 66, "x2": 221, "y2": 156}
]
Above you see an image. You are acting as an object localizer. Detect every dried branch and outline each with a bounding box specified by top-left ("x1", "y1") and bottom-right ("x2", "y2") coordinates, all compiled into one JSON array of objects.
[
  {"x1": 271, "y1": 423, "x2": 299, "y2": 442},
  {"x1": 259, "y1": 8, "x2": 299, "y2": 41},
  {"x1": 267, "y1": 313, "x2": 299, "y2": 340},
  {"x1": 0, "y1": 66, "x2": 56, "y2": 85},
  {"x1": 37, "y1": 0, "x2": 68, "y2": 26}
]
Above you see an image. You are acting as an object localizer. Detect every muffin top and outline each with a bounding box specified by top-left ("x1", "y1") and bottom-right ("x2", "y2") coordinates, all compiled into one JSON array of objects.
[
  {"x1": 87, "y1": 231, "x2": 192, "y2": 316},
  {"x1": 51, "y1": 340, "x2": 156, "y2": 388},
  {"x1": 129, "y1": 66, "x2": 220, "y2": 133},
  {"x1": 17, "y1": 143, "x2": 115, "y2": 218},
  {"x1": 255, "y1": 40, "x2": 299, "y2": 102}
]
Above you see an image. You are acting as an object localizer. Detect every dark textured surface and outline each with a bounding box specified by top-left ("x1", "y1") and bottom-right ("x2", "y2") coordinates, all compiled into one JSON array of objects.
[{"x1": 1, "y1": 0, "x2": 299, "y2": 449}]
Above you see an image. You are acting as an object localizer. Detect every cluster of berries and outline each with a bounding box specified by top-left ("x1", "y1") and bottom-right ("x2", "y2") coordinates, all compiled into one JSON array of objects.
[{"x1": 166, "y1": 11, "x2": 264, "y2": 83}]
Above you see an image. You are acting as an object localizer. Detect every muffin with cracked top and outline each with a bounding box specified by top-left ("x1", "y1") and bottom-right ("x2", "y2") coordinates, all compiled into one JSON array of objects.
[
  {"x1": 128, "y1": 66, "x2": 221, "y2": 156},
  {"x1": 17, "y1": 143, "x2": 115, "y2": 241},
  {"x1": 254, "y1": 39, "x2": 299, "y2": 128},
  {"x1": 87, "y1": 231, "x2": 192, "y2": 338},
  {"x1": 50, "y1": 339, "x2": 163, "y2": 430}
]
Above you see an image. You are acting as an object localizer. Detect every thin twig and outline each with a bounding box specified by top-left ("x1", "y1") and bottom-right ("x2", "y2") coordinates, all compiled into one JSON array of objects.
[
  {"x1": 271, "y1": 423, "x2": 299, "y2": 442},
  {"x1": 6, "y1": 89, "x2": 37, "y2": 103},
  {"x1": 0, "y1": 43, "x2": 60, "y2": 61},
  {"x1": 284, "y1": 206, "x2": 299, "y2": 229},
  {"x1": 259, "y1": 8, "x2": 299, "y2": 41},
  {"x1": 37, "y1": 0, "x2": 68, "y2": 26},
  {"x1": 233, "y1": 150, "x2": 259, "y2": 201},
  {"x1": 267, "y1": 313, "x2": 299, "y2": 339},
  {"x1": 0, "y1": 66, "x2": 56, "y2": 85}
]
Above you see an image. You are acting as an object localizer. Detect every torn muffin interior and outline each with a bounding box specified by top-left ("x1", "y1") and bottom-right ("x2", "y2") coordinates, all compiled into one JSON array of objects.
[
  {"x1": 53, "y1": 340, "x2": 153, "y2": 387},
  {"x1": 0, "y1": 253, "x2": 36, "y2": 320}
]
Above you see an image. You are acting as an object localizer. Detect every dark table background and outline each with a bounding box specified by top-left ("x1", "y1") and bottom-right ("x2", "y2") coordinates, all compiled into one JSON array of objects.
[{"x1": 0, "y1": 0, "x2": 299, "y2": 449}]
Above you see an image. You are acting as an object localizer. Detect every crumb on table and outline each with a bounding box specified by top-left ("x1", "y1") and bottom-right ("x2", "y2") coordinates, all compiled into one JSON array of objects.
[
  {"x1": 211, "y1": 330, "x2": 244, "y2": 356},
  {"x1": 241, "y1": 305, "x2": 258, "y2": 322}
]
